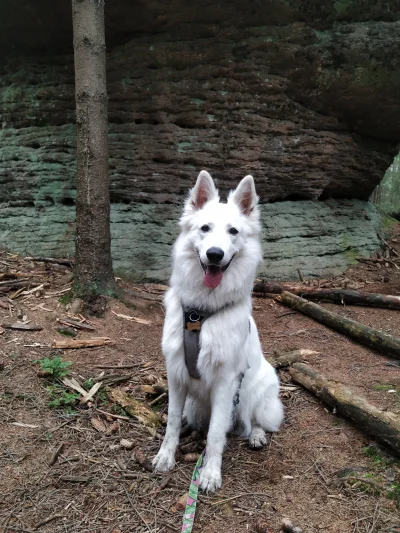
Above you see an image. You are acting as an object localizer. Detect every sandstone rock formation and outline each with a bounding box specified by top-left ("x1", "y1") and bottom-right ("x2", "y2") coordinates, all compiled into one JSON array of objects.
[{"x1": 0, "y1": 1, "x2": 399, "y2": 279}]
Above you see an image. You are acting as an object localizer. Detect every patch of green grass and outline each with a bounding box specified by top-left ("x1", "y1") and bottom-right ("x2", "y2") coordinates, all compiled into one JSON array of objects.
[
  {"x1": 388, "y1": 483, "x2": 400, "y2": 503},
  {"x1": 113, "y1": 404, "x2": 128, "y2": 417},
  {"x1": 46, "y1": 383, "x2": 80, "y2": 411},
  {"x1": 373, "y1": 383, "x2": 395, "y2": 392},
  {"x1": 83, "y1": 378, "x2": 95, "y2": 390},
  {"x1": 34, "y1": 355, "x2": 72, "y2": 379},
  {"x1": 59, "y1": 291, "x2": 74, "y2": 305},
  {"x1": 363, "y1": 445, "x2": 386, "y2": 463}
]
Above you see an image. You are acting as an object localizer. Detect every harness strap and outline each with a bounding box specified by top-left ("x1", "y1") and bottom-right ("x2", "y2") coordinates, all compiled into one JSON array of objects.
[
  {"x1": 182, "y1": 305, "x2": 251, "y2": 382},
  {"x1": 183, "y1": 308, "x2": 213, "y2": 379}
]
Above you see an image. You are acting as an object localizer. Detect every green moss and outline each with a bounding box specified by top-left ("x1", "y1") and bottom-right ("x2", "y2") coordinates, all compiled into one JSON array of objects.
[
  {"x1": 353, "y1": 66, "x2": 400, "y2": 91},
  {"x1": 342, "y1": 234, "x2": 359, "y2": 264},
  {"x1": 190, "y1": 98, "x2": 205, "y2": 106},
  {"x1": 177, "y1": 141, "x2": 192, "y2": 153},
  {"x1": 333, "y1": 0, "x2": 353, "y2": 15}
]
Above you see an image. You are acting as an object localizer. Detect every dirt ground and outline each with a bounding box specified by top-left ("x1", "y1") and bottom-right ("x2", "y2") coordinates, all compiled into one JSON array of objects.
[{"x1": 1, "y1": 230, "x2": 400, "y2": 533}]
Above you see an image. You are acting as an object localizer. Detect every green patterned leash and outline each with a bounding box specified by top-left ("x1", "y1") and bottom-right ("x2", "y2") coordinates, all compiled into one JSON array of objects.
[{"x1": 181, "y1": 449, "x2": 206, "y2": 532}]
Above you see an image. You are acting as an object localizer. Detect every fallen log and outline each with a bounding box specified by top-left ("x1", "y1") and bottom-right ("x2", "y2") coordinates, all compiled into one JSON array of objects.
[
  {"x1": 289, "y1": 363, "x2": 400, "y2": 455},
  {"x1": 0, "y1": 281, "x2": 32, "y2": 293},
  {"x1": 278, "y1": 291, "x2": 400, "y2": 359},
  {"x1": 268, "y1": 349, "x2": 319, "y2": 368},
  {"x1": 254, "y1": 282, "x2": 400, "y2": 310},
  {"x1": 51, "y1": 337, "x2": 111, "y2": 349}
]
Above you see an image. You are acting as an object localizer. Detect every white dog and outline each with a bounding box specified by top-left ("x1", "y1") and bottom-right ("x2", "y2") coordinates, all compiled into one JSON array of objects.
[{"x1": 153, "y1": 170, "x2": 283, "y2": 492}]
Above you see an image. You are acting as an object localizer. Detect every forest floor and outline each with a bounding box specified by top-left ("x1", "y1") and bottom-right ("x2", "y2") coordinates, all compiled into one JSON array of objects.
[{"x1": 1, "y1": 228, "x2": 400, "y2": 533}]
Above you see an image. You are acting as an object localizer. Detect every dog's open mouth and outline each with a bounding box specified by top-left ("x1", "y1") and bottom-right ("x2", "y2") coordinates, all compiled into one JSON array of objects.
[{"x1": 198, "y1": 253, "x2": 234, "y2": 289}]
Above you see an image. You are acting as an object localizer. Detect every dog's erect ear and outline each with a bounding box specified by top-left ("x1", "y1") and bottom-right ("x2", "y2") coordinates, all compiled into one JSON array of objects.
[
  {"x1": 230, "y1": 175, "x2": 258, "y2": 216},
  {"x1": 190, "y1": 170, "x2": 218, "y2": 210}
]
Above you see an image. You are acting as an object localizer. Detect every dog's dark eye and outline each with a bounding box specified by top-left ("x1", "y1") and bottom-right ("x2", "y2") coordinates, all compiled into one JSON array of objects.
[
  {"x1": 201, "y1": 225, "x2": 210, "y2": 232},
  {"x1": 229, "y1": 227, "x2": 239, "y2": 235}
]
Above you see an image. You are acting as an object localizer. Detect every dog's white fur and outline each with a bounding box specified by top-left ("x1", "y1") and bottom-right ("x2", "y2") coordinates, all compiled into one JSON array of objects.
[{"x1": 153, "y1": 170, "x2": 283, "y2": 492}]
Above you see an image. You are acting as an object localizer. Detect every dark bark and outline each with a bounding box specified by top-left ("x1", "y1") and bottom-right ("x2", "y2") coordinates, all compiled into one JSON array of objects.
[
  {"x1": 278, "y1": 291, "x2": 400, "y2": 359},
  {"x1": 289, "y1": 363, "x2": 400, "y2": 456},
  {"x1": 254, "y1": 282, "x2": 400, "y2": 310},
  {"x1": 72, "y1": 0, "x2": 116, "y2": 297}
]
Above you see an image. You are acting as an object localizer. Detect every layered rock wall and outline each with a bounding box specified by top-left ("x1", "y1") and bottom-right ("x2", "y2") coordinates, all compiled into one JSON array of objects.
[
  {"x1": 1, "y1": 1, "x2": 400, "y2": 279},
  {"x1": 0, "y1": 200, "x2": 382, "y2": 281}
]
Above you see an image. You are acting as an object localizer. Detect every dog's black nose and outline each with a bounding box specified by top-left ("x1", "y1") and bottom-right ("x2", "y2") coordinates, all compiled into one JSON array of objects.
[{"x1": 206, "y1": 247, "x2": 224, "y2": 264}]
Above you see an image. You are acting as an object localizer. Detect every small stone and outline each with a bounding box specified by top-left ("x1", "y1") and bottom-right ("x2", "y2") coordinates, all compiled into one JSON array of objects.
[
  {"x1": 120, "y1": 438, "x2": 135, "y2": 449},
  {"x1": 183, "y1": 453, "x2": 199, "y2": 463},
  {"x1": 69, "y1": 298, "x2": 83, "y2": 315},
  {"x1": 384, "y1": 468, "x2": 396, "y2": 482},
  {"x1": 59, "y1": 272, "x2": 74, "y2": 285}
]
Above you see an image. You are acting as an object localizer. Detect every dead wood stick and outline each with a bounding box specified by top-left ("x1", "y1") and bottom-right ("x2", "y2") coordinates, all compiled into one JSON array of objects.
[
  {"x1": 95, "y1": 407, "x2": 130, "y2": 421},
  {"x1": 49, "y1": 443, "x2": 65, "y2": 466},
  {"x1": 57, "y1": 317, "x2": 96, "y2": 331},
  {"x1": 254, "y1": 282, "x2": 400, "y2": 310},
  {"x1": 0, "y1": 281, "x2": 32, "y2": 293},
  {"x1": 268, "y1": 349, "x2": 319, "y2": 368},
  {"x1": 60, "y1": 475, "x2": 90, "y2": 483},
  {"x1": 289, "y1": 363, "x2": 400, "y2": 455},
  {"x1": 148, "y1": 392, "x2": 167, "y2": 407},
  {"x1": 357, "y1": 256, "x2": 398, "y2": 267},
  {"x1": 25, "y1": 256, "x2": 73, "y2": 267},
  {"x1": 33, "y1": 513, "x2": 64, "y2": 530},
  {"x1": 278, "y1": 291, "x2": 400, "y2": 359},
  {"x1": 2, "y1": 322, "x2": 43, "y2": 331},
  {"x1": 51, "y1": 337, "x2": 111, "y2": 349},
  {"x1": 378, "y1": 233, "x2": 400, "y2": 257},
  {"x1": 0, "y1": 273, "x2": 33, "y2": 281},
  {"x1": 0, "y1": 278, "x2": 30, "y2": 286},
  {"x1": 121, "y1": 288, "x2": 162, "y2": 302}
]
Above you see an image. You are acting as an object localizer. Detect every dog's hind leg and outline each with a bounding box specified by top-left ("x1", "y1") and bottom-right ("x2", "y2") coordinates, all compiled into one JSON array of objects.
[{"x1": 153, "y1": 376, "x2": 187, "y2": 472}]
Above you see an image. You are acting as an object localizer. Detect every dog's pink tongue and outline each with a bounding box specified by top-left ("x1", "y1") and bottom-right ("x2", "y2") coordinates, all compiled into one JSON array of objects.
[{"x1": 204, "y1": 266, "x2": 223, "y2": 288}]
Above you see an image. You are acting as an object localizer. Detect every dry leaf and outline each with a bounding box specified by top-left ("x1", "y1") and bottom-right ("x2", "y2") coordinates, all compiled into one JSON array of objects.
[
  {"x1": 175, "y1": 492, "x2": 189, "y2": 511},
  {"x1": 91, "y1": 418, "x2": 107, "y2": 433},
  {"x1": 106, "y1": 421, "x2": 120, "y2": 434},
  {"x1": 132, "y1": 447, "x2": 153, "y2": 471},
  {"x1": 120, "y1": 438, "x2": 135, "y2": 449}
]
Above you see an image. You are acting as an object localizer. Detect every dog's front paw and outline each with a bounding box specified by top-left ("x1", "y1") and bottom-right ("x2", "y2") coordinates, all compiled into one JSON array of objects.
[
  {"x1": 199, "y1": 465, "x2": 222, "y2": 493},
  {"x1": 152, "y1": 449, "x2": 176, "y2": 472},
  {"x1": 249, "y1": 426, "x2": 267, "y2": 449}
]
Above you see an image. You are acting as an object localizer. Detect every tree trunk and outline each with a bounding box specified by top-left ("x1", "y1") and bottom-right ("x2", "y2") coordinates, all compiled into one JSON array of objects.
[
  {"x1": 72, "y1": 0, "x2": 116, "y2": 297},
  {"x1": 254, "y1": 282, "x2": 400, "y2": 310},
  {"x1": 289, "y1": 363, "x2": 400, "y2": 455},
  {"x1": 278, "y1": 291, "x2": 400, "y2": 359}
]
